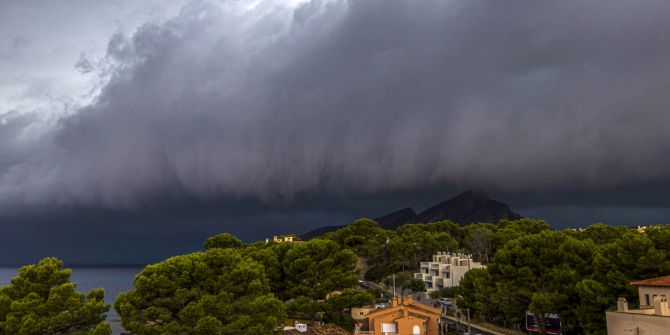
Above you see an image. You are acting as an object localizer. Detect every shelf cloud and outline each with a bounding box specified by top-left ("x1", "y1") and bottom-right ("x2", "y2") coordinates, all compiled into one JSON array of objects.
[{"x1": 2, "y1": 0, "x2": 670, "y2": 210}]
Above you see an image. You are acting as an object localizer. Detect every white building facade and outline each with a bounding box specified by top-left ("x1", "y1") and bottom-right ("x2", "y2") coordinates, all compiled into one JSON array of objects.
[
  {"x1": 414, "y1": 252, "x2": 484, "y2": 291},
  {"x1": 606, "y1": 275, "x2": 670, "y2": 335}
]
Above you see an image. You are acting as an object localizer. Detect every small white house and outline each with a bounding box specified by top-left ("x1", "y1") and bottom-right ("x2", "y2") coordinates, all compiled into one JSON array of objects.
[{"x1": 294, "y1": 323, "x2": 308, "y2": 333}]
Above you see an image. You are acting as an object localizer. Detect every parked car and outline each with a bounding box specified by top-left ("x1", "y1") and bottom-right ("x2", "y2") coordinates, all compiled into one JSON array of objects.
[
  {"x1": 438, "y1": 297, "x2": 451, "y2": 305},
  {"x1": 374, "y1": 302, "x2": 389, "y2": 309}
]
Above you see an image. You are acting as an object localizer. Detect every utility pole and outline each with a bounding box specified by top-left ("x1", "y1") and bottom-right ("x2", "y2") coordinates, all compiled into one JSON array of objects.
[
  {"x1": 456, "y1": 310, "x2": 460, "y2": 334},
  {"x1": 467, "y1": 308, "x2": 471, "y2": 335},
  {"x1": 392, "y1": 273, "x2": 396, "y2": 298}
]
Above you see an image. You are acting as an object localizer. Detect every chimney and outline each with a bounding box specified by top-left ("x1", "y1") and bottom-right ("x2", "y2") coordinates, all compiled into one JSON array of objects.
[
  {"x1": 654, "y1": 296, "x2": 670, "y2": 316},
  {"x1": 617, "y1": 298, "x2": 628, "y2": 312}
]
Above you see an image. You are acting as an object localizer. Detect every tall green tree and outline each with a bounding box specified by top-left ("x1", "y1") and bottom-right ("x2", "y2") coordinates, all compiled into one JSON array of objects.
[
  {"x1": 0, "y1": 257, "x2": 111, "y2": 335},
  {"x1": 281, "y1": 239, "x2": 358, "y2": 300},
  {"x1": 322, "y1": 218, "x2": 389, "y2": 257},
  {"x1": 204, "y1": 233, "x2": 243, "y2": 250},
  {"x1": 592, "y1": 231, "x2": 670, "y2": 304},
  {"x1": 485, "y1": 231, "x2": 596, "y2": 333},
  {"x1": 458, "y1": 268, "x2": 494, "y2": 321},
  {"x1": 115, "y1": 248, "x2": 285, "y2": 335},
  {"x1": 246, "y1": 239, "x2": 358, "y2": 301},
  {"x1": 323, "y1": 289, "x2": 374, "y2": 331}
]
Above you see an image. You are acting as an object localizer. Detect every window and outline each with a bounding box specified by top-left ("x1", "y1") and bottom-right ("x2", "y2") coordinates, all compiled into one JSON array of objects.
[
  {"x1": 413, "y1": 325, "x2": 421, "y2": 335},
  {"x1": 382, "y1": 323, "x2": 396, "y2": 333},
  {"x1": 359, "y1": 312, "x2": 365, "y2": 316}
]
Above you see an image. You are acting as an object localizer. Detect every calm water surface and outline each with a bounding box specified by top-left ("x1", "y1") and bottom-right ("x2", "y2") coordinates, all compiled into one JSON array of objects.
[{"x1": 0, "y1": 267, "x2": 143, "y2": 335}]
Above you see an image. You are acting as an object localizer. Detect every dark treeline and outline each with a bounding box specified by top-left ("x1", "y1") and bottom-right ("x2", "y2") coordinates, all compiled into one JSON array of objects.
[
  {"x1": 319, "y1": 218, "x2": 548, "y2": 282},
  {"x1": 2, "y1": 219, "x2": 669, "y2": 334}
]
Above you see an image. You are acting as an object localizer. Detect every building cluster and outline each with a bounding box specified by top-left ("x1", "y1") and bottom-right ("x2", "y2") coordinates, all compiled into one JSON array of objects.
[
  {"x1": 283, "y1": 244, "x2": 670, "y2": 334},
  {"x1": 345, "y1": 252, "x2": 484, "y2": 335},
  {"x1": 414, "y1": 252, "x2": 484, "y2": 291}
]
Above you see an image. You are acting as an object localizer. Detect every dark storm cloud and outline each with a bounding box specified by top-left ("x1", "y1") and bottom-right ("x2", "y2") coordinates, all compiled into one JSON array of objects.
[{"x1": 3, "y1": 0, "x2": 670, "y2": 210}]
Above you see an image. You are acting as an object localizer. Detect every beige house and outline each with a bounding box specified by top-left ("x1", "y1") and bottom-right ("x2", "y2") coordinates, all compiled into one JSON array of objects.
[
  {"x1": 266, "y1": 235, "x2": 299, "y2": 243},
  {"x1": 414, "y1": 252, "x2": 483, "y2": 291},
  {"x1": 606, "y1": 275, "x2": 670, "y2": 335},
  {"x1": 354, "y1": 296, "x2": 442, "y2": 335}
]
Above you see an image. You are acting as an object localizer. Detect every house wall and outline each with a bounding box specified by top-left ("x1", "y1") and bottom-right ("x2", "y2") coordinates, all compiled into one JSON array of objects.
[
  {"x1": 370, "y1": 310, "x2": 404, "y2": 334},
  {"x1": 366, "y1": 297, "x2": 441, "y2": 335},
  {"x1": 606, "y1": 311, "x2": 670, "y2": 335},
  {"x1": 371, "y1": 313, "x2": 440, "y2": 335},
  {"x1": 637, "y1": 286, "x2": 670, "y2": 307},
  {"x1": 396, "y1": 316, "x2": 425, "y2": 335},
  {"x1": 352, "y1": 307, "x2": 373, "y2": 332}
]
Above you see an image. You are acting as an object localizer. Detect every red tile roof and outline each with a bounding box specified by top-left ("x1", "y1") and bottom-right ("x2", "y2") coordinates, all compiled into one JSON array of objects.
[{"x1": 631, "y1": 275, "x2": 670, "y2": 287}]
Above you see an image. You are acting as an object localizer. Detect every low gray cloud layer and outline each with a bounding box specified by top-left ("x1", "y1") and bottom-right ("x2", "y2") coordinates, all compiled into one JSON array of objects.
[{"x1": 2, "y1": 0, "x2": 670, "y2": 213}]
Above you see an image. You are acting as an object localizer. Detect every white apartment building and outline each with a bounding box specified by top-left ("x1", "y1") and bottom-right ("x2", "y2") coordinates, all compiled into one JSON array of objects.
[
  {"x1": 414, "y1": 252, "x2": 484, "y2": 291},
  {"x1": 606, "y1": 275, "x2": 670, "y2": 335}
]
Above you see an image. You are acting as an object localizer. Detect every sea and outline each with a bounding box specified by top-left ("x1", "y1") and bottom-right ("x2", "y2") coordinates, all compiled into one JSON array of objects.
[{"x1": 0, "y1": 267, "x2": 143, "y2": 335}]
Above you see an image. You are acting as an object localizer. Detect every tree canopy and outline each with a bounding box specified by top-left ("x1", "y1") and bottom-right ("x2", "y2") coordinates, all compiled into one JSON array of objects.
[
  {"x1": 457, "y1": 225, "x2": 670, "y2": 334},
  {"x1": 204, "y1": 233, "x2": 243, "y2": 250},
  {"x1": 0, "y1": 257, "x2": 111, "y2": 335},
  {"x1": 111, "y1": 219, "x2": 670, "y2": 335},
  {"x1": 115, "y1": 248, "x2": 285, "y2": 335}
]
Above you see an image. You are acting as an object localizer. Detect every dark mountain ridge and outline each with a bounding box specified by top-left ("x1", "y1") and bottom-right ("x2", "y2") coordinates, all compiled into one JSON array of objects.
[
  {"x1": 413, "y1": 190, "x2": 522, "y2": 227},
  {"x1": 374, "y1": 207, "x2": 417, "y2": 229},
  {"x1": 300, "y1": 190, "x2": 523, "y2": 239}
]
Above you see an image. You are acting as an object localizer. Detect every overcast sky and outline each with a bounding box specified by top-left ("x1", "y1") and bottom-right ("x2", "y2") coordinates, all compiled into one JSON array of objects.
[{"x1": 1, "y1": 0, "x2": 670, "y2": 265}]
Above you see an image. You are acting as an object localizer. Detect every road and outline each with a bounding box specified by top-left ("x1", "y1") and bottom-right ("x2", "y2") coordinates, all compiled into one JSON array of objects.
[{"x1": 444, "y1": 315, "x2": 503, "y2": 335}]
